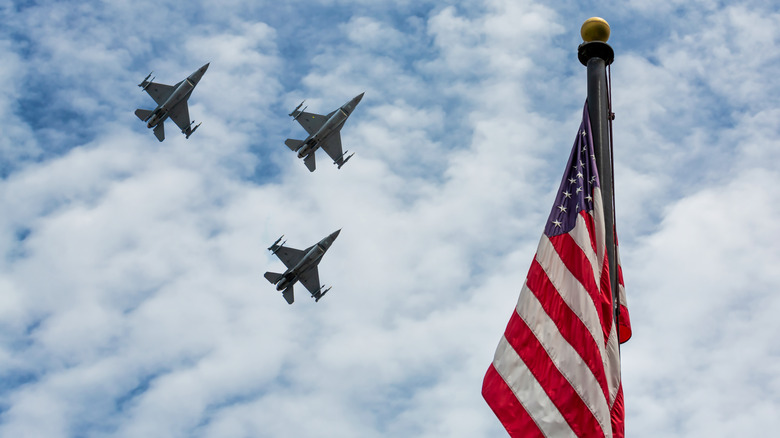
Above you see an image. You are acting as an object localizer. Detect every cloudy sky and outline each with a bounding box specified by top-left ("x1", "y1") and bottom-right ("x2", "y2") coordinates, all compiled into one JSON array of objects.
[{"x1": 2, "y1": 0, "x2": 779, "y2": 436}]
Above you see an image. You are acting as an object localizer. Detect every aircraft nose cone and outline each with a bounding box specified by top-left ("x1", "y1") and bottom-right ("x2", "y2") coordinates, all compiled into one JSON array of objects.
[
  {"x1": 189, "y1": 63, "x2": 210, "y2": 83},
  {"x1": 343, "y1": 93, "x2": 364, "y2": 114},
  {"x1": 320, "y1": 229, "x2": 341, "y2": 250}
]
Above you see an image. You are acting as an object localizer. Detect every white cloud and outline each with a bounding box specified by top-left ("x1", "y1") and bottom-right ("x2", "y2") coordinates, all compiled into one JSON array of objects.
[{"x1": 623, "y1": 168, "x2": 780, "y2": 436}]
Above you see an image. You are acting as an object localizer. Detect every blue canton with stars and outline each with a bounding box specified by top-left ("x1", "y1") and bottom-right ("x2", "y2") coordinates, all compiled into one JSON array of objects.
[{"x1": 544, "y1": 103, "x2": 600, "y2": 237}]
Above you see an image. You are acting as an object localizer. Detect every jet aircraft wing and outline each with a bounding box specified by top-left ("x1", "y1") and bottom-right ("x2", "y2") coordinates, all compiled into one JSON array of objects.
[
  {"x1": 295, "y1": 112, "x2": 329, "y2": 135},
  {"x1": 168, "y1": 101, "x2": 191, "y2": 133},
  {"x1": 320, "y1": 132, "x2": 345, "y2": 165},
  {"x1": 143, "y1": 81, "x2": 179, "y2": 105},
  {"x1": 298, "y1": 266, "x2": 321, "y2": 296},
  {"x1": 273, "y1": 245, "x2": 307, "y2": 270}
]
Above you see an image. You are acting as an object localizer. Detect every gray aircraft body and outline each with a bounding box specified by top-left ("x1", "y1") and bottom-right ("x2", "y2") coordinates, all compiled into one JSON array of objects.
[
  {"x1": 135, "y1": 63, "x2": 209, "y2": 141},
  {"x1": 285, "y1": 93, "x2": 364, "y2": 172},
  {"x1": 264, "y1": 230, "x2": 340, "y2": 304}
]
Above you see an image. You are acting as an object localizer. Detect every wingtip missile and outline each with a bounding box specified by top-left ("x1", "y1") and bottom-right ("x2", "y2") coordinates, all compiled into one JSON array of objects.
[
  {"x1": 293, "y1": 106, "x2": 308, "y2": 121},
  {"x1": 138, "y1": 72, "x2": 153, "y2": 87},
  {"x1": 336, "y1": 152, "x2": 355, "y2": 169},
  {"x1": 289, "y1": 100, "x2": 305, "y2": 117},
  {"x1": 314, "y1": 286, "x2": 331, "y2": 302},
  {"x1": 272, "y1": 241, "x2": 286, "y2": 254},
  {"x1": 268, "y1": 235, "x2": 284, "y2": 250},
  {"x1": 268, "y1": 235, "x2": 287, "y2": 254},
  {"x1": 184, "y1": 122, "x2": 202, "y2": 139},
  {"x1": 139, "y1": 72, "x2": 155, "y2": 90}
]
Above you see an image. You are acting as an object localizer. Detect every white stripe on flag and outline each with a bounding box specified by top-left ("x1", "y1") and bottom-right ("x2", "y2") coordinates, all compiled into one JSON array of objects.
[
  {"x1": 605, "y1": 319, "x2": 622, "y2": 405},
  {"x1": 492, "y1": 336, "x2": 578, "y2": 438},
  {"x1": 591, "y1": 189, "x2": 606, "y2": 264},
  {"x1": 569, "y1": 213, "x2": 602, "y2": 294},
  {"x1": 516, "y1": 285, "x2": 612, "y2": 437}
]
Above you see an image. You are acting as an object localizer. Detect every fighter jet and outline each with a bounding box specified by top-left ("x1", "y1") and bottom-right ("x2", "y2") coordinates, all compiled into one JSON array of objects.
[
  {"x1": 264, "y1": 230, "x2": 341, "y2": 304},
  {"x1": 135, "y1": 63, "x2": 209, "y2": 141},
  {"x1": 285, "y1": 93, "x2": 364, "y2": 172}
]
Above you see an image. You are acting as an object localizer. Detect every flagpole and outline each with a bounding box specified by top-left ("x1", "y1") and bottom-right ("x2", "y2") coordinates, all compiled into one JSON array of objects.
[{"x1": 578, "y1": 18, "x2": 620, "y2": 343}]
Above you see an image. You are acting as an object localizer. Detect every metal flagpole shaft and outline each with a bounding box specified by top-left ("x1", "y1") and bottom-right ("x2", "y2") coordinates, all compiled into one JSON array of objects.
[{"x1": 578, "y1": 18, "x2": 620, "y2": 342}]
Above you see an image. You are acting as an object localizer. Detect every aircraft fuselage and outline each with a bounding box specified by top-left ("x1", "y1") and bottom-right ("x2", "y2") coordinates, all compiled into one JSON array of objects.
[
  {"x1": 296, "y1": 108, "x2": 349, "y2": 159},
  {"x1": 275, "y1": 244, "x2": 327, "y2": 291},
  {"x1": 145, "y1": 79, "x2": 195, "y2": 128}
]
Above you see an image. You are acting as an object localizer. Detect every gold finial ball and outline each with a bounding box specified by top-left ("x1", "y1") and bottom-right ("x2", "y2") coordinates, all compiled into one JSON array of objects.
[{"x1": 581, "y1": 17, "x2": 610, "y2": 43}]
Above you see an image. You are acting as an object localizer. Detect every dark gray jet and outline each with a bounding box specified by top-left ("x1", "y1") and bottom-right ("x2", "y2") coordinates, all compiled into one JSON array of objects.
[
  {"x1": 285, "y1": 93, "x2": 364, "y2": 172},
  {"x1": 135, "y1": 63, "x2": 209, "y2": 142},
  {"x1": 264, "y1": 230, "x2": 341, "y2": 304}
]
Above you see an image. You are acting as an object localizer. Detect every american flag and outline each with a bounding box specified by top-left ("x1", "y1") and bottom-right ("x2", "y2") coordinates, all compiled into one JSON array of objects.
[{"x1": 482, "y1": 103, "x2": 632, "y2": 438}]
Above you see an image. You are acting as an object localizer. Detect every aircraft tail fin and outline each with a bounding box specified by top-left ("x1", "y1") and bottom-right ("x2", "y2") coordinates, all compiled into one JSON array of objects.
[
  {"x1": 135, "y1": 109, "x2": 153, "y2": 122},
  {"x1": 264, "y1": 272, "x2": 283, "y2": 284},
  {"x1": 285, "y1": 139, "x2": 303, "y2": 152},
  {"x1": 303, "y1": 152, "x2": 316, "y2": 172},
  {"x1": 282, "y1": 286, "x2": 294, "y2": 305},
  {"x1": 153, "y1": 123, "x2": 165, "y2": 142}
]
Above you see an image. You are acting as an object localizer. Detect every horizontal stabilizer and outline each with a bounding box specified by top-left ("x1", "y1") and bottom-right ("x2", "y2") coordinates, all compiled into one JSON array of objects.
[
  {"x1": 135, "y1": 109, "x2": 153, "y2": 122},
  {"x1": 303, "y1": 152, "x2": 316, "y2": 172},
  {"x1": 285, "y1": 139, "x2": 304, "y2": 152},
  {"x1": 264, "y1": 271, "x2": 284, "y2": 284},
  {"x1": 153, "y1": 123, "x2": 165, "y2": 142},
  {"x1": 282, "y1": 286, "x2": 294, "y2": 305}
]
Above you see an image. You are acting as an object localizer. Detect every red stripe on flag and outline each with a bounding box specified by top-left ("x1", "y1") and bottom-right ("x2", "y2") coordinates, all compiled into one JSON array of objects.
[
  {"x1": 597, "y1": 251, "x2": 614, "y2": 341},
  {"x1": 610, "y1": 383, "x2": 625, "y2": 438},
  {"x1": 482, "y1": 364, "x2": 546, "y2": 438},
  {"x1": 618, "y1": 304, "x2": 632, "y2": 343},
  {"x1": 504, "y1": 310, "x2": 606, "y2": 438},
  {"x1": 580, "y1": 210, "x2": 598, "y2": 255},
  {"x1": 615, "y1": 239, "x2": 632, "y2": 343},
  {"x1": 525, "y1": 258, "x2": 609, "y2": 400}
]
